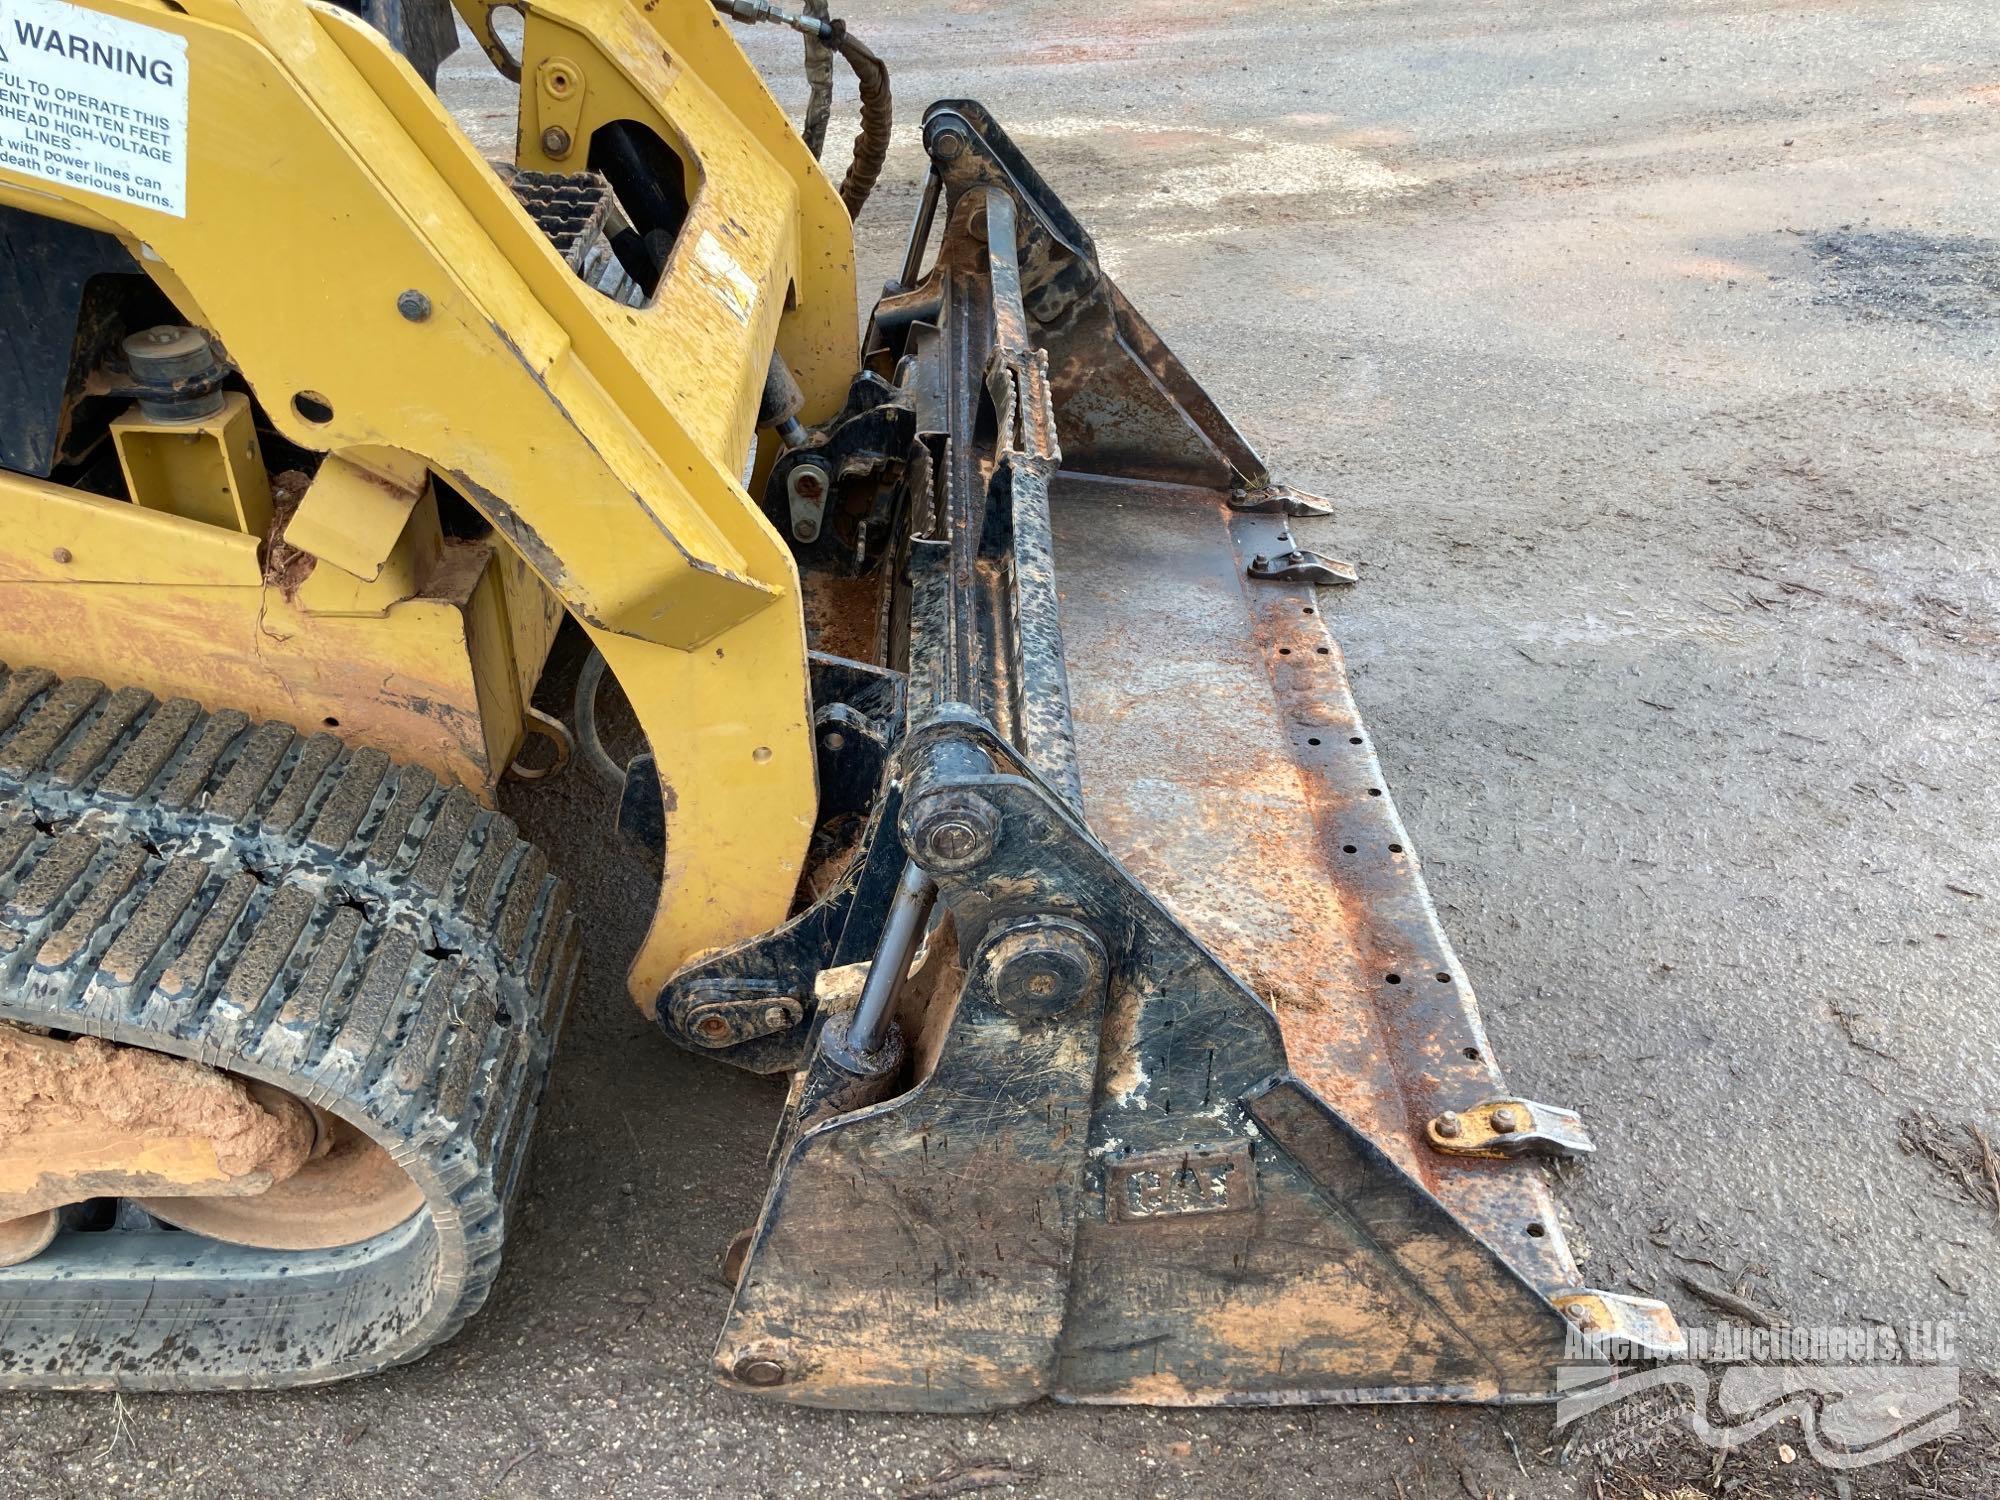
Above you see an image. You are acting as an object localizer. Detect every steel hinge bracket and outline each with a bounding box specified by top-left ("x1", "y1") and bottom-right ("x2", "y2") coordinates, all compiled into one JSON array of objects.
[
  {"x1": 1427, "y1": 1097, "x2": 1594, "y2": 1159},
  {"x1": 1229, "y1": 483, "x2": 1333, "y2": 518},
  {"x1": 681, "y1": 985, "x2": 805, "y2": 1049},
  {"x1": 1553, "y1": 1291, "x2": 1687, "y2": 1359},
  {"x1": 1247, "y1": 546, "x2": 1358, "y2": 586}
]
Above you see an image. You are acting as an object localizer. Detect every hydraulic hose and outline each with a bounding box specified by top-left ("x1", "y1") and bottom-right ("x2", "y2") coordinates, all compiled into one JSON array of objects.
[
  {"x1": 712, "y1": 0, "x2": 892, "y2": 219},
  {"x1": 828, "y1": 24, "x2": 890, "y2": 220},
  {"x1": 801, "y1": 0, "x2": 833, "y2": 159}
]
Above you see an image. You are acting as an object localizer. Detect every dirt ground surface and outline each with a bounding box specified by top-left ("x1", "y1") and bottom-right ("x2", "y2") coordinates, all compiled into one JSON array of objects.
[{"x1": 4, "y1": 0, "x2": 1999, "y2": 1496}]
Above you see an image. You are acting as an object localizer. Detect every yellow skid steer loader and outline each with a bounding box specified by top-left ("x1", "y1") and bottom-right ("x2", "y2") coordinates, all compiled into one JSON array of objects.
[{"x1": 0, "y1": 0, "x2": 1680, "y2": 1404}]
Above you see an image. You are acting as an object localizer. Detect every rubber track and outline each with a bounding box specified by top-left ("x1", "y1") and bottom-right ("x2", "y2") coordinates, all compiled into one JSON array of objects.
[{"x1": 0, "y1": 665, "x2": 579, "y2": 1389}]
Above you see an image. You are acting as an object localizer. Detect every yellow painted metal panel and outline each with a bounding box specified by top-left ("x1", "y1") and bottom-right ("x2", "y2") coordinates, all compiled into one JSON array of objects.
[
  {"x1": 111, "y1": 393, "x2": 274, "y2": 535},
  {"x1": 285, "y1": 447, "x2": 430, "y2": 581},
  {"x1": 0, "y1": 574, "x2": 498, "y2": 792},
  {"x1": 496, "y1": 544, "x2": 566, "y2": 705},
  {"x1": 0, "y1": 0, "x2": 843, "y2": 1001},
  {"x1": 463, "y1": 550, "x2": 528, "y2": 783},
  {"x1": 0, "y1": 556, "x2": 515, "y2": 800},
  {"x1": 0, "y1": 471, "x2": 262, "y2": 587},
  {"x1": 619, "y1": 2, "x2": 859, "y2": 427},
  {"x1": 19, "y1": 0, "x2": 768, "y2": 648},
  {"x1": 592, "y1": 612, "x2": 815, "y2": 1004},
  {"x1": 295, "y1": 489, "x2": 445, "y2": 617}
]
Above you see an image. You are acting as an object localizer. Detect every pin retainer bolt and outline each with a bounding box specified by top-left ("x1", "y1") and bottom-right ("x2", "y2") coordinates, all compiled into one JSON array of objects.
[
  {"x1": 733, "y1": 1356, "x2": 787, "y2": 1387},
  {"x1": 1564, "y1": 1303, "x2": 1600, "y2": 1332},
  {"x1": 988, "y1": 921, "x2": 1104, "y2": 1023},
  {"x1": 909, "y1": 789, "x2": 1001, "y2": 873}
]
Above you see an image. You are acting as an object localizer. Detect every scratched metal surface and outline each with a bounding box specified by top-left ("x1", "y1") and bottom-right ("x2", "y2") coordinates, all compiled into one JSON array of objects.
[{"x1": 1050, "y1": 472, "x2": 1576, "y2": 1293}]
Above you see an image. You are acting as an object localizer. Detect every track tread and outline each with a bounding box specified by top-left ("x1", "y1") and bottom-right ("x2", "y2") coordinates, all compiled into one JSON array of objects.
[
  {"x1": 0, "y1": 665, "x2": 579, "y2": 1390},
  {"x1": 101, "y1": 696, "x2": 199, "y2": 802},
  {"x1": 51, "y1": 684, "x2": 151, "y2": 790},
  {"x1": 0, "y1": 675, "x2": 100, "y2": 778}
]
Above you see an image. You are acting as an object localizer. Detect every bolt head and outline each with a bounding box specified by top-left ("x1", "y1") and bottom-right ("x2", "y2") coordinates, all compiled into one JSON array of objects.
[
  {"x1": 762, "y1": 1004, "x2": 790, "y2": 1030},
  {"x1": 1490, "y1": 1106, "x2": 1522, "y2": 1134},
  {"x1": 1434, "y1": 1111, "x2": 1463, "y2": 1139},
  {"x1": 1286, "y1": 549, "x2": 1304, "y2": 563},
  {"x1": 695, "y1": 1014, "x2": 731, "y2": 1041},
  {"x1": 791, "y1": 468, "x2": 826, "y2": 501},
  {"x1": 989, "y1": 921, "x2": 1104, "y2": 1022},
  {"x1": 928, "y1": 819, "x2": 981, "y2": 864},
  {"x1": 910, "y1": 790, "x2": 1001, "y2": 872},
  {"x1": 733, "y1": 1356, "x2": 786, "y2": 1388},
  {"x1": 541, "y1": 125, "x2": 573, "y2": 156},
  {"x1": 931, "y1": 126, "x2": 968, "y2": 161},
  {"x1": 50, "y1": 547, "x2": 72, "y2": 565},
  {"x1": 396, "y1": 289, "x2": 432, "y2": 322}
]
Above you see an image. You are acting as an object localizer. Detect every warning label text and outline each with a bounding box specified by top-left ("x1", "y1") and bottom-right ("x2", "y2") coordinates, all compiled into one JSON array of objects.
[{"x1": 0, "y1": 0, "x2": 187, "y2": 216}]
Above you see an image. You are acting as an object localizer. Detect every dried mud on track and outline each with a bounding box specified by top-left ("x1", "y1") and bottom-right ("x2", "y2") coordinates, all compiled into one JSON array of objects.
[{"x1": 5, "y1": 0, "x2": 2000, "y2": 1495}]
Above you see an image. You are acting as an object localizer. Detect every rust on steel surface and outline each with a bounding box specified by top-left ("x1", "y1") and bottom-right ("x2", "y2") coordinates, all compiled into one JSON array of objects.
[
  {"x1": 800, "y1": 567, "x2": 886, "y2": 663},
  {"x1": 1039, "y1": 274, "x2": 1256, "y2": 492},
  {"x1": 1049, "y1": 473, "x2": 1577, "y2": 1286},
  {"x1": 0, "y1": 1025, "x2": 316, "y2": 1217}
]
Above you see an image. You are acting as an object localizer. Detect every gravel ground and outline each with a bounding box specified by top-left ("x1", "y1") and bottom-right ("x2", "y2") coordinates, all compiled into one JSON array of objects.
[{"x1": 4, "y1": 1, "x2": 1999, "y2": 1496}]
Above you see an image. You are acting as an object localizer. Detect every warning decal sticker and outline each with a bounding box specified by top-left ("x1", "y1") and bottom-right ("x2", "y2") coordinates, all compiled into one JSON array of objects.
[{"x1": 0, "y1": 0, "x2": 188, "y2": 216}]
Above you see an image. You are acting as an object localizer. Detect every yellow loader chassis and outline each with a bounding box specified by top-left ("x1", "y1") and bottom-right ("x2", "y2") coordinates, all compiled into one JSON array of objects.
[
  {"x1": 0, "y1": 0, "x2": 850, "y2": 996},
  {"x1": 0, "y1": 464, "x2": 561, "y2": 796}
]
